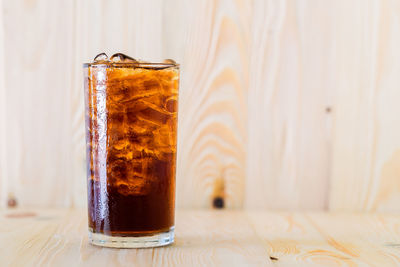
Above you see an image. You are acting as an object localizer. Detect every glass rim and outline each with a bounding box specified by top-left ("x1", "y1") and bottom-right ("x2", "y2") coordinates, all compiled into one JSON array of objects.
[{"x1": 83, "y1": 62, "x2": 180, "y2": 69}]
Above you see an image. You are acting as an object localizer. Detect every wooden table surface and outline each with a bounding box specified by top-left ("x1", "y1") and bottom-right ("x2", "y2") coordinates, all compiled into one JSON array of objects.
[{"x1": 1, "y1": 209, "x2": 399, "y2": 267}]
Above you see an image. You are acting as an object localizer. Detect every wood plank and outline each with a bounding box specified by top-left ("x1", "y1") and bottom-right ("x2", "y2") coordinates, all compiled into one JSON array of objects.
[
  {"x1": 164, "y1": 0, "x2": 251, "y2": 208},
  {"x1": 1, "y1": 0, "x2": 75, "y2": 206},
  {"x1": 2, "y1": 209, "x2": 400, "y2": 266},
  {"x1": 329, "y1": 0, "x2": 400, "y2": 211},
  {"x1": 247, "y1": 211, "x2": 400, "y2": 266},
  {"x1": 245, "y1": 0, "x2": 335, "y2": 209},
  {"x1": 75, "y1": 0, "x2": 163, "y2": 62},
  {"x1": 2, "y1": 0, "x2": 400, "y2": 211},
  {"x1": 0, "y1": 209, "x2": 272, "y2": 266},
  {"x1": 0, "y1": 0, "x2": 7, "y2": 207},
  {"x1": 0, "y1": 0, "x2": 166, "y2": 208},
  {"x1": 307, "y1": 213, "x2": 400, "y2": 265}
]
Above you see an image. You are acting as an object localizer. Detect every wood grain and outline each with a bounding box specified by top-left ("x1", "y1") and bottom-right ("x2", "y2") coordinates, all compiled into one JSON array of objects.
[
  {"x1": 2, "y1": 208, "x2": 400, "y2": 266},
  {"x1": 0, "y1": 209, "x2": 273, "y2": 267},
  {"x1": 1, "y1": 0, "x2": 400, "y2": 210},
  {"x1": 247, "y1": 211, "x2": 400, "y2": 266},
  {"x1": 246, "y1": 0, "x2": 335, "y2": 210},
  {"x1": 0, "y1": 0, "x2": 166, "y2": 208},
  {"x1": 329, "y1": 0, "x2": 400, "y2": 211},
  {"x1": 1, "y1": 0, "x2": 75, "y2": 207},
  {"x1": 166, "y1": 0, "x2": 250, "y2": 208},
  {"x1": 0, "y1": 0, "x2": 7, "y2": 207}
]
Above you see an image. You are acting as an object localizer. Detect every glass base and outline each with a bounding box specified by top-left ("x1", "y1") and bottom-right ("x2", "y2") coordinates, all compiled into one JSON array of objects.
[{"x1": 89, "y1": 227, "x2": 174, "y2": 248}]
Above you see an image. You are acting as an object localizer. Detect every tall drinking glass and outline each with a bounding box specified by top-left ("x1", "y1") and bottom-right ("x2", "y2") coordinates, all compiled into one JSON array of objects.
[{"x1": 83, "y1": 54, "x2": 179, "y2": 248}]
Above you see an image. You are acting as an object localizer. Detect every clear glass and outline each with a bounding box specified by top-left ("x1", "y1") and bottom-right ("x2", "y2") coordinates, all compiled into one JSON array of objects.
[{"x1": 83, "y1": 61, "x2": 179, "y2": 248}]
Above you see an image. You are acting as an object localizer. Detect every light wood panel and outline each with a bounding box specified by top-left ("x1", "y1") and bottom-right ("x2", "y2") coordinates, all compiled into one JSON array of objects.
[
  {"x1": 167, "y1": 0, "x2": 250, "y2": 208},
  {"x1": 329, "y1": 0, "x2": 400, "y2": 212},
  {"x1": 1, "y1": 0, "x2": 75, "y2": 207},
  {"x1": 0, "y1": 0, "x2": 400, "y2": 210},
  {"x1": 246, "y1": 0, "x2": 335, "y2": 209},
  {"x1": 0, "y1": 0, "x2": 7, "y2": 207},
  {"x1": 0, "y1": 0, "x2": 166, "y2": 208}
]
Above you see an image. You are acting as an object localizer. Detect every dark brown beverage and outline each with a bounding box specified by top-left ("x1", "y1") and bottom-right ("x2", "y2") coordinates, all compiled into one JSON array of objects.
[{"x1": 83, "y1": 53, "x2": 179, "y2": 248}]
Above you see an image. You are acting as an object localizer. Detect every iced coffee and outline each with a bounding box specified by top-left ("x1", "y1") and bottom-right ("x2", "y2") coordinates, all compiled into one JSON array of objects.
[{"x1": 83, "y1": 53, "x2": 179, "y2": 248}]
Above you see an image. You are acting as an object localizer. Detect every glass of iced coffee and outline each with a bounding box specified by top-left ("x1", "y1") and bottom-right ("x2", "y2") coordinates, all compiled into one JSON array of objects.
[{"x1": 83, "y1": 53, "x2": 179, "y2": 248}]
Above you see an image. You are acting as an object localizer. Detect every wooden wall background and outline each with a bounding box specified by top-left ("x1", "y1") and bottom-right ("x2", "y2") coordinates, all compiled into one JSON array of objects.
[{"x1": 0, "y1": 0, "x2": 399, "y2": 211}]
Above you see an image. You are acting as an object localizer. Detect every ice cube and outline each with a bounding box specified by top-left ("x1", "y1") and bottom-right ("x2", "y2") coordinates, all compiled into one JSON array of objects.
[
  {"x1": 93, "y1": 53, "x2": 109, "y2": 62},
  {"x1": 131, "y1": 161, "x2": 143, "y2": 174},
  {"x1": 107, "y1": 77, "x2": 158, "y2": 103},
  {"x1": 107, "y1": 159, "x2": 128, "y2": 182},
  {"x1": 126, "y1": 130, "x2": 153, "y2": 146},
  {"x1": 114, "y1": 139, "x2": 130, "y2": 151},
  {"x1": 143, "y1": 79, "x2": 161, "y2": 91},
  {"x1": 165, "y1": 96, "x2": 177, "y2": 113},
  {"x1": 117, "y1": 178, "x2": 151, "y2": 196},
  {"x1": 110, "y1": 53, "x2": 138, "y2": 63},
  {"x1": 108, "y1": 126, "x2": 125, "y2": 143},
  {"x1": 136, "y1": 103, "x2": 171, "y2": 126},
  {"x1": 127, "y1": 117, "x2": 158, "y2": 137},
  {"x1": 126, "y1": 102, "x2": 147, "y2": 120},
  {"x1": 163, "y1": 59, "x2": 176, "y2": 64}
]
